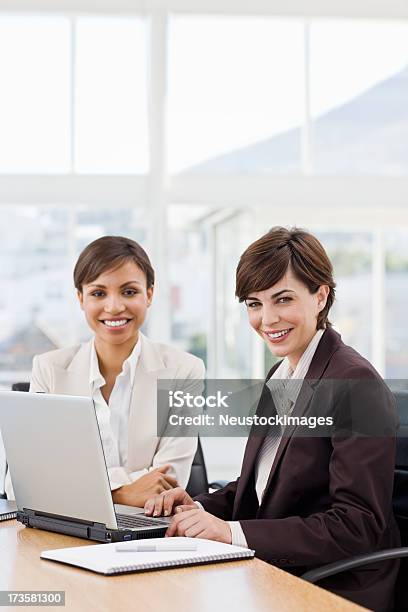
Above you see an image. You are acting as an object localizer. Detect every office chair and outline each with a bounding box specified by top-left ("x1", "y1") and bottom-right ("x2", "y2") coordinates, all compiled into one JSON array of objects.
[
  {"x1": 11, "y1": 382, "x2": 30, "y2": 392},
  {"x1": 301, "y1": 390, "x2": 408, "y2": 611},
  {"x1": 186, "y1": 437, "x2": 228, "y2": 496},
  {"x1": 10, "y1": 382, "x2": 225, "y2": 498},
  {"x1": 186, "y1": 438, "x2": 209, "y2": 497}
]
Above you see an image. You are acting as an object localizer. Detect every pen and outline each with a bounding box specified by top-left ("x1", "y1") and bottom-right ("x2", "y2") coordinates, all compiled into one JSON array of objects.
[{"x1": 115, "y1": 542, "x2": 198, "y2": 552}]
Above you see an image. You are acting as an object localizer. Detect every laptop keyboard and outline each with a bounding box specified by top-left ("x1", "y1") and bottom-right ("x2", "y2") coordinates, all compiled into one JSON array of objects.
[{"x1": 116, "y1": 513, "x2": 168, "y2": 529}]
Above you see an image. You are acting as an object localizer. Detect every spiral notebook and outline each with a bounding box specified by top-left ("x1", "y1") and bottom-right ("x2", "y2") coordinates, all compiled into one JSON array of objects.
[
  {"x1": 41, "y1": 537, "x2": 254, "y2": 574},
  {"x1": 0, "y1": 499, "x2": 17, "y2": 522}
]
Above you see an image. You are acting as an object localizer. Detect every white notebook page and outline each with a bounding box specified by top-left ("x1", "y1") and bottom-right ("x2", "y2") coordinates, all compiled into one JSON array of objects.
[{"x1": 41, "y1": 537, "x2": 254, "y2": 574}]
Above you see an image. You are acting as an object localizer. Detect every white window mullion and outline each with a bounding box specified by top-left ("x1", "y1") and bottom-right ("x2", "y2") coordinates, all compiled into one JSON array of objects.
[
  {"x1": 146, "y1": 5, "x2": 170, "y2": 343},
  {"x1": 67, "y1": 206, "x2": 79, "y2": 345},
  {"x1": 70, "y1": 16, "x2": 76, "y2": 173},
  {"x1": 250, "y1": 211, "x2": 266, "y2": 378},
  {"x1": 301, "y1": 19, "x2": 312, "y2": 175},
  {"x1": 372, "y1": 226, "x2": 386, "y2": 375},
  {"x1": 206, "y1": 223, "x2": 218, "y2": 379}
]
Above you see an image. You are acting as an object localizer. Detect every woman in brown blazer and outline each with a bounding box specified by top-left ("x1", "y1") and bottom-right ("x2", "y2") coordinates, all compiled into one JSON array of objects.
[{"x1": 145, "y1": 227, "x2": 399, "y2": 612}]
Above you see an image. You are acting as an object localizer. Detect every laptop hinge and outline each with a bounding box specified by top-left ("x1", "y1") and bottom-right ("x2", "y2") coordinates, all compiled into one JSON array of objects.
[{"x1": 17, "y1": 508, "x2": 109, "y2": 542}]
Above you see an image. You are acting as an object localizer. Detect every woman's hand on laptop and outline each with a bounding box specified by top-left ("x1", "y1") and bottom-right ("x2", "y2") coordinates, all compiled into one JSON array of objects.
[
  {"x1": 144, "y1": 487, "x2": 196, "y2": 517},
  {"x1": 165, "y1": 508, "x2": 232, "y2": 544},
  {"x1": 112, "y1": 465, "x2": 178, "y2": 508}
]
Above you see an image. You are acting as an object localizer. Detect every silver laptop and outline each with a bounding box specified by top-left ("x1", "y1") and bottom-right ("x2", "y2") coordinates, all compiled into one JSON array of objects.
[{"x1": 0, "y1": 390, "x2": 170, "y2": 542}]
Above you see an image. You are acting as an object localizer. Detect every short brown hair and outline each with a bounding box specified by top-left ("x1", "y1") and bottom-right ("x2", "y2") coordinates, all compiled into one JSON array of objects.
[
  {"x1": 74, "y1": 236, "x2": 154, "y2": 292},
  {"x1": 236, "y1": 227, "x2": 336, "y2": 329}
]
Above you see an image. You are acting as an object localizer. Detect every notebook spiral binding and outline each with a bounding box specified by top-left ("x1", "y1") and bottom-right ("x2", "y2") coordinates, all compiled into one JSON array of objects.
[
  {"x1": 1, "y1": 512, "x2": 17, "y2": 521},
  {"x1": 109, "y1": 550, "x2": 253, "y2": 574}
]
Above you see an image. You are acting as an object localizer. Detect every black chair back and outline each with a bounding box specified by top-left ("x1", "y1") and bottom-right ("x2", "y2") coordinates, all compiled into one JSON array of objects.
[
  {"x1": 11, "y1": 382, "x2": 30, "y2": 392},
  {"x1": 186, "y1": 438, "x2": 209, "y2": 497},
  {"x1": 394, "y1": 391, "x2": 408, "y2": 543},
  {"x1": 393, "y1": 392, "x2": 408, "y2": 610}
]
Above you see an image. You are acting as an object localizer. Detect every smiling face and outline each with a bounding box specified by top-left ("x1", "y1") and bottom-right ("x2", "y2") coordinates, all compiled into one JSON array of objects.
[
  {"x1": 77, "y1": 260, "x2": 153, "y2": 350},
  {"x1": 245, "y1": 267, "x2": 329, "y2": 369}
]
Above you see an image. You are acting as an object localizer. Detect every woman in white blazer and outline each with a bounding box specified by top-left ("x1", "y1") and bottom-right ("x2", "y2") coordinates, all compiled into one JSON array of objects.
[{"x1": 5, "y1": 236, "x2": 204, "y2": 505}]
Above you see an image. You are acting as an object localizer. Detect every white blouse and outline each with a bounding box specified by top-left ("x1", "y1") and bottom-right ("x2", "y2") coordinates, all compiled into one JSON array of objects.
[{"x1": 89, "y1": 338, "x2": 141, "y2": 491}]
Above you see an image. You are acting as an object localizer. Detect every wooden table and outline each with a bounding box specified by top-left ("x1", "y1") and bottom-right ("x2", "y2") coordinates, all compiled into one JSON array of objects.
[{"x1": 0, "y1": 520, "x2": 367, "y2": 612}]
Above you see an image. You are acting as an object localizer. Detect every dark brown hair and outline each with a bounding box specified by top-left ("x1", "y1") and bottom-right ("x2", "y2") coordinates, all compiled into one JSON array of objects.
[
  {"x1": 74, "y1": 236, "x2": 154, "y2": 292},
  {"x1": 236, "y1": 227, "x2": 336, "y2": 329}
]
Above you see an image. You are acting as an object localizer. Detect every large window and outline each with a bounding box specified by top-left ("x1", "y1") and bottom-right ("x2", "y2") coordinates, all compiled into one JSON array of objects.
[
  {"x1": 167, "y1": 16, "x2": 304, "y2": 174},
  {"x1": 75, "y1": 17, "x2": 148, "y2": 173},
  {"x1": 317, "y1": 231, "x2": 373, "y2": 361},
  {"x1": 168, "y1": 205, "x2": 210, "y2": 361},
  {"x1": 167, "y1": 16, "x2": 408, "y2": 176},
  {"x1": 0, "y1": 17, "x2": 70, "y2": 173},
  {"x1": 1, "y1": 3, "x2": 408, "y2": 484},
  {"x1": 310, "y1": 20, "x2": 408, "y2": 175},
  {"x1": 0, "y1": 15, "x2": 148, "y2": 175}
]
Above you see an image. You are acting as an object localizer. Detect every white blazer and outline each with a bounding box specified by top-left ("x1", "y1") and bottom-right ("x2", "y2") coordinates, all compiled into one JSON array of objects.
[{"x1": 5, "y1": 333, "x2": 204, "y2": 499}]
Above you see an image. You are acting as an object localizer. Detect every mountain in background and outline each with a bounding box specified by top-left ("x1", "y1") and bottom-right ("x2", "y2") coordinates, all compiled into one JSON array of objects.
[{"x1": 186, "y1": 66, "x2": 408, "y2": 174}]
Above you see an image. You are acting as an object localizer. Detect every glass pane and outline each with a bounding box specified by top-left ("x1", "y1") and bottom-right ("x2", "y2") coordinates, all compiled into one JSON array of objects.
[
  {"x1": 215, "y1": 212, "x2": 256, "y2": 377},
  {"x1": 310, "y1": 20, "x2": 408, "y2": 174},
  {"x1": 168, "y1": 16, "x2": 303, "y2": 174},
  {"x1": 208, "y1": 212, "x2": 256, "y2": 481},
  {"x1": 0, "y1": 17, "x2": 70, "y2": 173},
  {"x1": 75, "y1": 17, "x2": 148, "y2": 174},
  {"x1": 386, "y1": 231, "x2": 408, "y2": 377},
  {"x1": 0, "y1": 206, "x2": 73, "y2": 385},
  {"x1": 168, "y1": 205, "x2": 210, "y2": 363},
  {"x1": 316, "y1": 231, "x2": 373, "y2": 361},
  {"x1": 75, "y1": 206, "x2": 147, "y2": 257}
]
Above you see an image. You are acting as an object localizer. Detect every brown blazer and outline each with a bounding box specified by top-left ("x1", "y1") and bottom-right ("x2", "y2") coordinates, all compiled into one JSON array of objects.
[{"x1": 195, "y1": 328, "x2": 400, "y2": 612}]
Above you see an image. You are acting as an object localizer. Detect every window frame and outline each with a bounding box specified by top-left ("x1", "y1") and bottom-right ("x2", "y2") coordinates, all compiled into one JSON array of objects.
[{"x1": 1, "y1": 1, "x2": 408, "y2": 378}]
